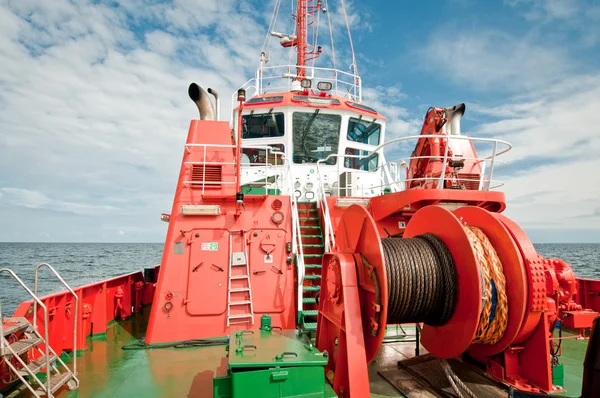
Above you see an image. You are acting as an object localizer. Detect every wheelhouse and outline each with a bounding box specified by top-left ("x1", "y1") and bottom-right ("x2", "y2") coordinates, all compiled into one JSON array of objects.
[{"x1": 235, "y1": 91, "x2": 387, "y2": 201}]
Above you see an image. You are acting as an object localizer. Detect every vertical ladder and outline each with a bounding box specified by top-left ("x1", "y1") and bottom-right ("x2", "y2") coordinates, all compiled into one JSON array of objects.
[
  {"x1": 226, "y1": 230, "x2": 255, "y2": 327},
  {"x1": 297, "y1": 202, "x2": 325, "y2": 333}
]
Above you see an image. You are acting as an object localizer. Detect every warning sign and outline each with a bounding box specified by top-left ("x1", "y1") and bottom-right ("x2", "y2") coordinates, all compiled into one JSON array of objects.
[{"x1": 201, "y1": 242, "x2": 219, "y2": 251}]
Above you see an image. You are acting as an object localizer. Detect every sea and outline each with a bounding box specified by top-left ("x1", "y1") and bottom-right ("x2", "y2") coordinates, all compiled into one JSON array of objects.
[{"x1": 1, "y1": 242, "x2": 599, "y2": 315}]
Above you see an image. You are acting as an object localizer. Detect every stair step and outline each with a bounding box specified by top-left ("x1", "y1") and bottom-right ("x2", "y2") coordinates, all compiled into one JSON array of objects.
[
  {"x1": 230, "y1": 301, "x2": 252, "y2": 306},
  {"x1": 6, "y1": 337, "x2": 43, "y2": 356},
  {"x1": 304, "y1": 322, "x2": 317, "y2": 331},
  {"x1": 229, "y1": 288, "x2": 250, "y2": 293},
  {"x1": 35, "y1": 371, "x2": 72, "y2": 394},
  {"x1": 300, "y1": 226, "x2": 321, "y2": 229},
  {"x1": 303, "y1": 298, "x2": 317, "y2": 304},
  {"x1": 304, "y1": 274, "x2": 321, "y2": 280},
  {"x1": 303, "y1": 254, "x2": 322, "y2": 258},
  {"x1": 303, "y1": 285, "x2": 320, "y2": 292},
  {"x1": 19, "y1": 354, "x2": 58, "y2": 375},
  {"x1": 303, "y1": 310, "x2": 318, "y2": 317},
  {"x1": 305, "y1": 265, "x2": 322, "y2": 269},
  {"x1": 229, "y1": 314, "x2": 253, "y2": 319},
  {"x1": 300, "y1": 235, "x2": 323, "y2": 239},
  {"x1": 299, "y1": 218, "x2": 319, "y2": 221},
  {"x1": 230, "y1": 275, "x2": 250, "y2": 280},
  {"x1": 2, "y1": 318, "x2": 30, "y2": 337},
  {"x1": 302, "y1": 244, "x2": 324, "y2": 248}
]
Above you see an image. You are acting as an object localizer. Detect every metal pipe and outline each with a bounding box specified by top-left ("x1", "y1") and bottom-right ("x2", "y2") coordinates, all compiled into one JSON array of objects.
[
  {"x1": 207, "y1": 88, "x2": 221, "y2": 121},
  {"x1": 188, "y1": 83, "x2": 216, "y2": 120},
  {"x1": 446, "y1": 103, "x2": 465, "y2": 136}
]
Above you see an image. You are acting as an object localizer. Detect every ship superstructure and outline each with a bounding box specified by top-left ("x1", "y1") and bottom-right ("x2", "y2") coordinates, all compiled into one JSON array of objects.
[{"x1": 1, "y1": 1, "x2": 600, "y2": 398}]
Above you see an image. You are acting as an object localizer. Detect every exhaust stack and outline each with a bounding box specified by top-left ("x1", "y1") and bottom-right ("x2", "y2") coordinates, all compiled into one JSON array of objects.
[
  {"x1": 446, "y1": 103, "x2": 466, "y2": 135},
  {"x1": 208, "y1": 88, "x2": 221, "y2": 121},
  {"x1": 188, "y1": 83, "x2": 216, "y2": 121}
]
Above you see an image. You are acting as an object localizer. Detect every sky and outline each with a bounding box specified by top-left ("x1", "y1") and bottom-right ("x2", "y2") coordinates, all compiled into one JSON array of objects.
[{"x1": 0, "y1": 0, "x2": 599, "y2": 243}]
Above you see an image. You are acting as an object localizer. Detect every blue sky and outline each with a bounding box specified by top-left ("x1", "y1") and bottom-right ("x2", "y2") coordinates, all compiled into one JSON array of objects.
[{"x1": 0, "y1": 0, "x2": 599, "y2": 243}]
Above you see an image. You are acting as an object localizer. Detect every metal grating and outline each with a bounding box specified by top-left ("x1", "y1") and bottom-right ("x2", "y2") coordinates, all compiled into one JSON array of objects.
[{"x1": 191, "y1": 165, "x2": 222, "y2": 188}]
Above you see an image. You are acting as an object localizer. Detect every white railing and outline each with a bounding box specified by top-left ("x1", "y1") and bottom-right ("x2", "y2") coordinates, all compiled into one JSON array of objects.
[
  {"x1": 183, "y1": 143, "x2": 288, "y2": 195},
  {"x1": 34, "y1": 263, "x2": 80, "y2": 384},
  {"x1": 233, "y1": 64, "x2": 362, "y2": 112},
  {"x1": 0, "y1": 268, "x2": 52, "y2": 396},
  {"x1": 312, "y1": 134, "x2": 512, "y2": 250}
]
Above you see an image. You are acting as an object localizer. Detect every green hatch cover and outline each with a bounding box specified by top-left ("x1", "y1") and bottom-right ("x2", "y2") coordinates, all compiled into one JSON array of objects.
[{"x1": 228, "y1": 330, "x2": 328, "y2": 368}]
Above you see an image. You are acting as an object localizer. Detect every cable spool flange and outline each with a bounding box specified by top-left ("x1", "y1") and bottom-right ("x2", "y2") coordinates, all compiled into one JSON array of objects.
[{"x1": 404, "y1": 205, "x2": 483, "y2": 359}]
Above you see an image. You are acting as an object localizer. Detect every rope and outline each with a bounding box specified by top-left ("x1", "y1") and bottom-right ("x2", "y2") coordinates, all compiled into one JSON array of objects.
[
  {"x1": 121, "y1": 337, "x2": 228, "y2": 350},
  {"x1": 437, "y1": 358, "x2": 478, "y2": 398},
  {"x1": 381, "y1": 227, "x2": 507, "y2": 345},
  {"x1": 324, "y1": 0, "x2": 336, "y2": 70},
  {"x1": 381, "y1": 234, "x2": 457, "y2": 326},
  {"x1": 339, "y1": 0, "x2": 357, "y2": 76},
  {"x1": 464, "y1": 226, "x2": 508, "y2": 345}
]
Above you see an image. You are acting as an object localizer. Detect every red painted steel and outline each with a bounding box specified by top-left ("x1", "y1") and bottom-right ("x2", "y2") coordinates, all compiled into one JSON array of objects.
[
  {"x1": 575, "y1": 278, "x2": 600, "y2": 313},
  {"x1": 324, "y1": 200, "x2": 598, "y2": 394},
  {"x1": 144, "y1": 119, "x2": 296, "y2": 343},
  {"x1": 316, "y1": 253, "x2": 371, "y2": 397},
  {"x1": 332, "y1": 204, "x2": 388, "y2": 362},
  {"x1": 0, "y1": 270, "x2": 156, "y2": 390},
  {"x1": 404, "y1": 206, "x2": 482, "y2": 359},
  {"x1": 235, "y1": 92, "x2": 388, "y2": 121}
]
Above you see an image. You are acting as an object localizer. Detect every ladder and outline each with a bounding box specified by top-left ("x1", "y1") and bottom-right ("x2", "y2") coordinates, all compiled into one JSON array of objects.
[
  {"x1": 0, "y1": 266, "x2": 79, "y2": 397},
  {"x1": 226, "y1": 230, "x2": 255, "y2": 327},
  {"x1": 296, "y1": 202, "x2": 324, "y2": 333}
]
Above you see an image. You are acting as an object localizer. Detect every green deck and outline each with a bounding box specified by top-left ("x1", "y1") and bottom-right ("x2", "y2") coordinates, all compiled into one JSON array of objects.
[{"x1": 2, "y1": 310, "x2": 588, "y2": 398}]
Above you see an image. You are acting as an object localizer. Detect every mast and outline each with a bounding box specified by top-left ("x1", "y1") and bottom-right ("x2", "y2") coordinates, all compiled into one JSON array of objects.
[
  {"x1": 296, "y1": 0, "x2": 307, "y2": 77},
  {"x1": 293, "y1": 0, "x2": 322, "y2": 79}
]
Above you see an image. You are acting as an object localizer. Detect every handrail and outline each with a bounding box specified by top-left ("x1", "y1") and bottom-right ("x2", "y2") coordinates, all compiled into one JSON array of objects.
[
  {"x1": 315, "y1": 162, "x2": 336, "y2": 251},
  {"x1": 315, "y1": 134, "x2": 512, "y2": 194},
  {"x1": 232, "y1": 64, "x2": 362, "y2": 116},
  {"x1": 0, "y1": 268, "x2": 52, "y2": 395},
  {"x1": 35, "y1": 263, "x2": 79, "y2": 382}
]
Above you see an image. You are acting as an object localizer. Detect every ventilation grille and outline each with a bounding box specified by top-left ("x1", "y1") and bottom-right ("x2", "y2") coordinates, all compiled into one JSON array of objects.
[
  {"x1": 458, "y1": 173, "x2": 481, "y2": 190},
  {"x1": 191, "y1": 165, "x2": 222, "y2": 188}
]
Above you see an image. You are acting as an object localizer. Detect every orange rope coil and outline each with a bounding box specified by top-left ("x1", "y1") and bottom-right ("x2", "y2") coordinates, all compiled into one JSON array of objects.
[{"x1": 464, "y1": 226, "x2": 508, "y2": 345}]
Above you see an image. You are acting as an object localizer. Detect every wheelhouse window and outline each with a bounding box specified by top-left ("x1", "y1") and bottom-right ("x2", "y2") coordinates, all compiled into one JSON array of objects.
[
  {"x1": 347, "y1": 117, "x2": 381, "y2": 145},
  {"x1": 242, "y1": 112, "x2": 285, "y2": 139},
  {"x1": 344, "y1": 148, "x2": 379, "y2": 172},
  {"x1": 242, "y1": 144, "x2": 284, "y2": 166},
  {"x1": 292, "y1": 112, "x2": 341, "y2": 164}
]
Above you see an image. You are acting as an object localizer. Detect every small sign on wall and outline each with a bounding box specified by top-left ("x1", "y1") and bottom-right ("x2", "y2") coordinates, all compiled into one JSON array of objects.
[{"x1": 201, "y1": 242, "x2": 219, "y2": 251}]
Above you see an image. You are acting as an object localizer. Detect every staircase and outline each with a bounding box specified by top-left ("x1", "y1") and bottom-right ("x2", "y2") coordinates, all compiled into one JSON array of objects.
[
  {"x1": 297, "y1": 202, "x2": 325, "y2": 334},
  {"x1": 0, "y1": 266, "x2": 79, "y2": 397}
]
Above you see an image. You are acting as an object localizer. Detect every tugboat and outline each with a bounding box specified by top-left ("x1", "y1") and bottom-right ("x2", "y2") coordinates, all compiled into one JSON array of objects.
[{"x1": 2, "y1": 1, "x2": 599, "y2": 397}]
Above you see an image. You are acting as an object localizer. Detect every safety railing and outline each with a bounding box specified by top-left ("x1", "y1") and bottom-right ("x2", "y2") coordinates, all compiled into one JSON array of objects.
[
  {"x1": 233, "y1": 64, "x2": 361, "y2": 111},
  {"x1": 0, "y1": 268, "x2": 52, "y2": 396},
  {"x1": 34, "y1": 263, "x2": 80, "y2": 383},
  {"x1": 314, "y1": 134, "x2": 511, "y2": 197},
  {"x1": 183, "y1": 143, "x2": 288, "y2": 195}
]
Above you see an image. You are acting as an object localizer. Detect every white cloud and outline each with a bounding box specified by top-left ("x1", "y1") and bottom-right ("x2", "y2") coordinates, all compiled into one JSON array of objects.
[{"x1": 418, "y1": 28, "x2": 571, "y2": 92}]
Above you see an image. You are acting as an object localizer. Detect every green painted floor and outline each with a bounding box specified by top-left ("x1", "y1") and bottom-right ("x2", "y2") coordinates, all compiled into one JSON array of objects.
[{"x1": 3, "y1": 313, "x2": 588, "y2": 398}]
